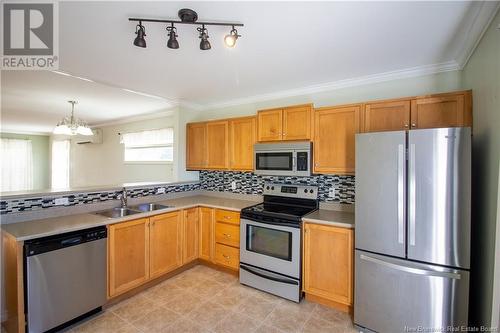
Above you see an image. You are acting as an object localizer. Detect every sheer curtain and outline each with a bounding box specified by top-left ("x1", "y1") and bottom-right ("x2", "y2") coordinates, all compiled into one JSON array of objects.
[
  {"x1": 0, "y1": 138, "x2": 34, "y2": 192},
  {"x1": 120, "y1": 128, "x2": 174, "y2": 162},
  {"x1": 51, "y1": 140, "x2": 70, "y2": 189}
]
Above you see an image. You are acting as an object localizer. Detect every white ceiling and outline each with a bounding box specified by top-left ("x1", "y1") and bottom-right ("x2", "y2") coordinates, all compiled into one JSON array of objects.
[{"x1": 1, "y1": 1, "x2": 498, "y2": 134}]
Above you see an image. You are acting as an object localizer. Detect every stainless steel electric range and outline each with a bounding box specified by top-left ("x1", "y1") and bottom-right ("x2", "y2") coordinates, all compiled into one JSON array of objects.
[{"x1": 239, "y1": 183, "x2": 319, "y2": 302}]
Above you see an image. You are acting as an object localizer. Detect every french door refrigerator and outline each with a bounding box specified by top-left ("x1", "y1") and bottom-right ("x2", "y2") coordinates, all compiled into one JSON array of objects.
[{"x1": 354, "y1": 127, "x2": 471, "y2": 333}]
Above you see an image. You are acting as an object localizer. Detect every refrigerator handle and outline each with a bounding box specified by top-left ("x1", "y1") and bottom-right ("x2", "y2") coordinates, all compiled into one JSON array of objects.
[
  {"x1": 397, "y1": 144, "x2": 404, "y2": 244},
  {"x1": 409, "y1": 143, "x2": 416, "y2": 246},
  {"x1": 360, "y1": 254, "x2": 461, "y2": 280}
]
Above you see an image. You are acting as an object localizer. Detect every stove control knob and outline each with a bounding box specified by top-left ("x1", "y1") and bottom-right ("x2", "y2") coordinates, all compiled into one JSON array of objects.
[
  {"x1": 304, "y1": 189, "x2": 308, "y2": 193},
  {"x1": 271, "y1": 186, "x2": 275, "y2": 190},
  {"x1": 266, "y1": 186, "x2": 270, "y2": 190},
  {"x1": 309, "y1": 189, "x2": 314, "y2": 194}
]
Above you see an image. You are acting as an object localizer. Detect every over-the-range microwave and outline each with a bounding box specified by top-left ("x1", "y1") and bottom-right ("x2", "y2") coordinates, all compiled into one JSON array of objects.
[{"x1": 254, "y1": 142, "x2": 312, "y2": 176}]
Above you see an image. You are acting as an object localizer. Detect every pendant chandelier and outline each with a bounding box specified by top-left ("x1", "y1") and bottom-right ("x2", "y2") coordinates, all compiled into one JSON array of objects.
[{"x1": 53, "y1": 101, "x2": 93, "y2": 136}]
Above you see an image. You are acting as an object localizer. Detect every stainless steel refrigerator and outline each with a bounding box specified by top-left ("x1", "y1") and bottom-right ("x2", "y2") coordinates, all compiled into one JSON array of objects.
[{"x1": 354, "y1": 127, "x2": 471, "y2": 333}]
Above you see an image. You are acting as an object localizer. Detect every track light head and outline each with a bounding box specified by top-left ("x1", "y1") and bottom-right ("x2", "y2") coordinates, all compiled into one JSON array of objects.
[
  {"x1": 224, "y1": 27, "x2": 240, "y2": 48},
  {"x1": 166, "y1": 24, "x2": 179, "y2": 49},
  {"x1": 198, "y1": 25, "x2": 211, "y2": 50},
  {"x1": 133, "y1": 22, "x2": 147, "y2": 48}
]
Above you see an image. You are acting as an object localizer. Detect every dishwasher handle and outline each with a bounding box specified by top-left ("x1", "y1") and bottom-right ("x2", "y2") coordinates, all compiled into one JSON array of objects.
[{"x1": 61, "y1": 237, "x2": 83, "y2": 247}]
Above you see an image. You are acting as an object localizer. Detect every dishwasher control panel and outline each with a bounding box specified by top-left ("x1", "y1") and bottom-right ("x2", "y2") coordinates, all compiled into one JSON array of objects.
[{"x1": 25, "y1": 226, "x2": 107, "y2": 256}]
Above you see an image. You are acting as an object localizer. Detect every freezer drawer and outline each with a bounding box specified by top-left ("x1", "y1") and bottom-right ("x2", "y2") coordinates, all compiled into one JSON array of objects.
[
  {"x1": 354, "y1": 250, "x2": 469, "y2": 333},
  {"x1": 408, "y1": 127, "x2": 471, "y2": 269}
]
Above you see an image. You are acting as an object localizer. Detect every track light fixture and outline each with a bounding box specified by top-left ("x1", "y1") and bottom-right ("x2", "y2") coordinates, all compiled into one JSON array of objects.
[
  {"x1": 224, "y1": 26, "x2": 240, "y2": 48},
  {"x1": 133, "y1": 21, "x2": 146, "y2": 48},
  {"x1": 198, "y1": 25, "x2": 211, "y2": 50},
  {"x1": 166, "y1": 23, "x2": 179, "y2": 49},
  {"x1": 129, "y1": 9, "x2": 243, "y2": 50}
]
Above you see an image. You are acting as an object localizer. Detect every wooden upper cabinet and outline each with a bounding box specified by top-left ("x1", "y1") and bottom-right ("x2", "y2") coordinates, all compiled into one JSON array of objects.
[
  {"x1": 199, "y1": 207, "x2": 214, "y2": 262},
  {"x1": 229, "y1": 116, "x2": 257, "y2": 171},
  {"x1": 257, "y1": 109, "x2": 282, "y2": 141},
  {"x1": 186, "y1": 122, "x2": 207, "y2": 169},
  {"x1": 206, "y1": 121, "x2": 229, "y2": 170},
  {"x1": 313, "y1": 105, "x2": 360, "y2": 175},
  {"x1": 257, "y1": 104, "x2": 313, "y2": 142},
  {"x1": 362, "y1": 100, "x2": 411, "y2": 132},
  {"x1": 182, "y1": 208, "x2": 199, "y2": 264},
  {"x1": 108, "y1": 218, "x2": 150, "y2": 297},
  {"x1": 283, "y1": 105, "x2": 312, "y2": 141},
  {"x1": 410, "y1": 91, "x2": 472, "y2": 129},
  {"x1": 149, "y1": 212, "x2": 182, "y2": 278},
  {"x1": 303, "y1": 223, "x2": 354, "y2": 308}
]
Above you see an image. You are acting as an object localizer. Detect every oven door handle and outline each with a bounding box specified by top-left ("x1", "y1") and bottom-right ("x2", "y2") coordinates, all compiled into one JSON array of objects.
[
  {"x1": 241, "y1": 217, "x2": 300, "y2": 228},
  {"x1": 240, "y1": 265, "x2": 299, "y2": 285}
]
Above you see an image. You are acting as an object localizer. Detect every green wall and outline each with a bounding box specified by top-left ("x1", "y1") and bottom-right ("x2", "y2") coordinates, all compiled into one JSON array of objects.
[
  {"x1": 0, "y1": 132, "x2": 50, "y2": 190},
  {"x1": 462, "y1": 9, "x2": 500, "y2": 328}
]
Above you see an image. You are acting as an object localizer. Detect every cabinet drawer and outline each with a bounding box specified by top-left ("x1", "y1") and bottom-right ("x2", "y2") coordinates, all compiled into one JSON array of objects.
[
  {"x1": 215, "y1": 209, "x2": 240, "y2": 225},
  {"x1": 215, "y1": 243, "x2": 239, "y2": 270},
  {"x1": 215, "y1": 222, "x2": 240, "y2": 248}
]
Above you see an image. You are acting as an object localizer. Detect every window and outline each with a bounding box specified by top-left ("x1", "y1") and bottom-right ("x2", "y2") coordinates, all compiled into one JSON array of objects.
[
  {"x1": 0, "y1": 138, "x2": 33, "y2": 192},
  {"x1": 120, "y1": 128, "x2": 174, "y2": 163},
  {"x1": 51, "y1": 140, "x2": 70, "y2": 189}
]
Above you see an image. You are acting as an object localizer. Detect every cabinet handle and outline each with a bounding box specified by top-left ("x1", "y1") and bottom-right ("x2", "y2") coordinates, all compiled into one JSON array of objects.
[
  {"x1": 222, "y1": 254, "x2": 230, "y2": 259},
  {"x1": 223, "y1": 233, "x2": 231, "y2": 238},
  {"x1": 404, "y1": 124, "x2": 409, "y2": 128},
  {"x1": 224, "y1": 216, "x2": 231, "y2": 220},
  {"x1": 283, "y1": 133, "x2": 286, "y2": 136},
  {"x1": 411, "y1": 123, "x2": 416, "y2": 127}
]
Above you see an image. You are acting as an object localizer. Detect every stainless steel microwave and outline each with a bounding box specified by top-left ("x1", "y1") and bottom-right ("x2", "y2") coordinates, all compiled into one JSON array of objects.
[{"x1": 254, "y1": 142, "x2": 312, "y2": 176}]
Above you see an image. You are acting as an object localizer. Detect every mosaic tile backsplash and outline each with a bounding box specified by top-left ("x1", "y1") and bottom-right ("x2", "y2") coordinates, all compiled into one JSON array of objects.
[
  {"x1": 0, "y1": 182, "x2": 200, "y2": 215},
  {"x1": 199, "y1": 171, "x2": 355, "y2": 204}
]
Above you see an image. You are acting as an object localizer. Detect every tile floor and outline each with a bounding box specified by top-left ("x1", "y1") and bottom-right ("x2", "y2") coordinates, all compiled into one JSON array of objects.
[{"x1": 68, "y1": 265, "x2": 358, "y2": 333}]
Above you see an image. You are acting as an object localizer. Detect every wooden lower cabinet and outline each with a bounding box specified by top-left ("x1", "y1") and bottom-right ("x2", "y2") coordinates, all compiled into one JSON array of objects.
[
  {"x1": 215, "y1": 243, "x2": 240, "y2": 270},
  {"x1": 183, "y1": 208, "x2": 199, "y2": 264},
  {"x1": 214, "y1": 209, "x2": 240, "y2": 270},
  {"x1": 215, "y1": 221, "x2": 240, "y2": 248},
  {"x1": 303, "y1": 223, "x2": 354, "y2": 311},
  {"x1": 149, "y1": 212, "x2": 182, "y2": 279},
  {"x1": 199, "y1": 207, "x2": 215, "y2": 262},
  {"x1": 108, "y1": 218, "x2": 150, "y2": 297}
]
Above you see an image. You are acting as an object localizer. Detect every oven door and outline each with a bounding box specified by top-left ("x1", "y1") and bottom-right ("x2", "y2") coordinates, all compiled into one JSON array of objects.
[
  {"x1": 240, "y1": 218, "x2": 300, "y2": 278},
  {"x1": 254, "y1": 151, "x2": 295, "y2": 176}
]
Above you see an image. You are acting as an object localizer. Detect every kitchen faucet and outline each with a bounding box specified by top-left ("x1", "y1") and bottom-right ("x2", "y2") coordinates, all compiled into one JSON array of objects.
[{"x1": 119, "y1": 187, "x2": 127, "y2": 208}]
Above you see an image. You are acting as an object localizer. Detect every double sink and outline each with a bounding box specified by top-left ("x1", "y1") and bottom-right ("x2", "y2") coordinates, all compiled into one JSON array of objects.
[{"x1": 96, "y1": 203, "x2": 172, "y2": 218}]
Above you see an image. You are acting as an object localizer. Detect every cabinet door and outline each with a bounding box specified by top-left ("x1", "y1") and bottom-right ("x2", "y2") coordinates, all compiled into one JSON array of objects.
[
  {"x1": 229, "y1": 116, "x2": 257, "y2": 171},
  {"x1": 186, "y1": 123, "x2": 207, "y2": 169},
  {"x1": 199, "y1": 207, "x2": 215, "y2": 262},
  {"x1": 362, "y1": 100, "x2": 410, "y2": 132},
  {"x1": 207, "y1": 121, "x2": 229, "y2": 169},
  {"x1": 283, "y1": 104, "x2": 312, "y2": 141},
  {"x1": 313, "y1": 105, "x2": 360, "y2": 174},
  {"x1": 150, "y1": 212, "x2": 182, "y2": 278},
  {"x1": 303, "y1": 223, "x2": 354, "y2": 306},
  {"x1": 108, "y1": 218, "x2": 149, "y2": 297},
  {"x1": 410, "y1": 92, "x2": 471, "y2": 129},
  {"x1": 257, "y1": 109, "x2": 282, "y2": 142},
  {"x1": 215, "y1": 243, "x2": 240, "y2": 270},
  {"x1": 183, "y1": 208, "x2": 199, "y2": 264}
]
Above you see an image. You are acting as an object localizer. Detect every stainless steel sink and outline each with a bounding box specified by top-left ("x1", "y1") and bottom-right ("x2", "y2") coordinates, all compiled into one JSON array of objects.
[
  {"x1": 96, "y1": 207, "x2": 141, "y2": 218},
  {"x1": 130, "y1": 203, "x2": 172, "y2": 212}
]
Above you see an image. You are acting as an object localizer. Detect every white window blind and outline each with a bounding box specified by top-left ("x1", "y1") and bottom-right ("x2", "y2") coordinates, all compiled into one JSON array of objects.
[
  {"x1": 120, "y1": 128, "x2": 174, "y2": 162},
  {"x1": 51, "y1": 140, "x2": 70, "y2": 189},
  {"x1": 0, "y1": 138, "x2": 33, "y2": 192}
]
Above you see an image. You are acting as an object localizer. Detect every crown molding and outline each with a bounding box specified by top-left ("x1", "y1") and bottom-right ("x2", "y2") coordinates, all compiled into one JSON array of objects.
[
  {"x1": 455, "y1": 1, "x2": 500, "y2": 69},
  {"x1": 201, "y1": 60, "x2": 460, "y2": 111}
]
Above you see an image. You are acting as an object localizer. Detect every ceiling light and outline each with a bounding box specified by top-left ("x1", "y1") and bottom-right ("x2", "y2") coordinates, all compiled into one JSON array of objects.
[
  {"x1": 128, "y1": 9, "x2": 243, "y2": 50},
  {"x1": 133, "y1": 21, "x2": 147, "y2": 48},
  {"x1": 224, "y1": 26, "x2": 240, "y2": 48},
  {"x1": 53, "y1": 101, "x2": 93, "y2": 136},
  {"x1": 198, "y1": 25, "x2": 211, "y2": 50},
  {"x1": 166, "y1": 23, "x2": 179, "y2": 49}
]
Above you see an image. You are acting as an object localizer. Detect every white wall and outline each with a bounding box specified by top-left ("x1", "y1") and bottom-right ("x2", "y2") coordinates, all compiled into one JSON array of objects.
[
  {"x1": 462, "y1": 8, "x2": 500, "y2": 328},
  {"x1": 69, "y1": 115, "x2": 177, "y2": 188}
]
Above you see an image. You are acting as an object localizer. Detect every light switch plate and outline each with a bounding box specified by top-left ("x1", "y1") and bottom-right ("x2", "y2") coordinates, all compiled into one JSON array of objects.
[
  {"x1": 231, "y1": 181, "x2": 237, "y2": 190},
  {"x1": 328, "y1": 187, "x2": 335, "y2": 198},
  {"x1": 54, "y1": 197, "x2": 69, "y2": 205}
]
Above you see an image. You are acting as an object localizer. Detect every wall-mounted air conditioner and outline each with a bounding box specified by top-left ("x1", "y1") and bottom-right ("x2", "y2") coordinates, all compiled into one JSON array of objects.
[{"x1": 74, "y1": 128, "x2": 103, "y2": 144}]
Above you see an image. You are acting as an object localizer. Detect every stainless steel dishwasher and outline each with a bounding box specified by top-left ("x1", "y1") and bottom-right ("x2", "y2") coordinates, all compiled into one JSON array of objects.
[{"x1": 24, "y1": 226, "x2": 107, "y2": 333}]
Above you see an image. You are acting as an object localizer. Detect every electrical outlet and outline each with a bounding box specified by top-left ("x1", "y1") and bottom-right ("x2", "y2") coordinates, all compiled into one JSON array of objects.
[
  {"x1": 231, "y1": 181, "x2": 237, "y2": 190},
  {"x1": 54, "y1": 197, "x2": 69, "y2": 206},
  {"x1": 157, "y1": 187, "x2": 166, "y2": 194},
  {"x1": 328, "y1": 187, "x2": 335, "y2": 198}
]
